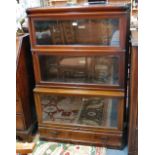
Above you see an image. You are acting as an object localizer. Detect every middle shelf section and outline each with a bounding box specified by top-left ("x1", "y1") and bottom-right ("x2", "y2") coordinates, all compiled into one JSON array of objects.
[{"x1": 32, "y1": 51, "x2": 126, "y2": 90}]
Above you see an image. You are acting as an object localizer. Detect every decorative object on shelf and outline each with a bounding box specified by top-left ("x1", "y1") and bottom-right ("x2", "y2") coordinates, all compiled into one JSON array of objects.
[
  {"x1": 131, "y1": 0, "x2": 138, "y2": 30},
  {"x1": 42, "y1": 0, "x2": 69, "y2": 6},
  {"x1": 132, "y1": 0, "x2": 138, "y2": 9},
  {"x1": 16, "y1": 1, "x2": 26, "y2": 35},
  {"x1": 16, "y1": 0, "x2": 42, "y2": 35},
  {"x1": 67, "y1": 0, "x2": 77, "y2": 5}
]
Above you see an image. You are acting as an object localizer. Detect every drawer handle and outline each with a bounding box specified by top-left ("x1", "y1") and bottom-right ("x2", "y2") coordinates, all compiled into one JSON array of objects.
[
  {"x1": 100, "y1": 137, "x2": 109, "y2": 143},
  {"x1": 49, "y1": 131, "x2": 59, "y2": 136}
]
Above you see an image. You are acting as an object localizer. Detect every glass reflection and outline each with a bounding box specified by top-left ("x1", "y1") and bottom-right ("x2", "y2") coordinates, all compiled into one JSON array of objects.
[
  {"x1": 39, "y1": 55, "x2": 119, "y2": 85},
  {"x1": 34, "y1": 19, "x2": 119, "y2": 46},
  {"x1": 41, "y1": 95, "x2": 119, "y2": 128}
]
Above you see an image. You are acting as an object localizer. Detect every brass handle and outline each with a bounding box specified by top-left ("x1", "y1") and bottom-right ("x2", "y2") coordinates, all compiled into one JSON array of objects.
[
  {"x1": 50, "y1": 131, "x2": 59, "y2": 136},
  {"x1": 100, "y1": 137, "x2": 109, "y2": 144}
]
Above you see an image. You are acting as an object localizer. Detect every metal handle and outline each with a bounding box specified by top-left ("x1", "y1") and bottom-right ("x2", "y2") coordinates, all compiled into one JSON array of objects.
[
  {"x1": 50, "y1": 131, "x2": 59, "y2": 136},
  {"x1": 100, "y1": 137, "x2": 109, "y2": 144}
]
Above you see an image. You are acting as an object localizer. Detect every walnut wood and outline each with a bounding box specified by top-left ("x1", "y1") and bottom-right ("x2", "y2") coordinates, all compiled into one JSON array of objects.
[
  {"x1": 128, "y1": 30, "x2": 138, "y2": 155},
  {"x1": 39, "y1": 127, "x2": 125, "y2": 149},
  {"x1": 16, "y1": 34, "x2": 36, "y2": 141},
  {"x1": 16, "y1": 115, "x2": 26, "y2": 130},
  {"x1": 27, "y1": 4, "x2": 130, "y2": 148},
  {"x1": 26, "y1": 4, "x2": 130, "y2": 15},
  {"x1": 34, "y1": 87, "x2": 124, "y2": 97}
]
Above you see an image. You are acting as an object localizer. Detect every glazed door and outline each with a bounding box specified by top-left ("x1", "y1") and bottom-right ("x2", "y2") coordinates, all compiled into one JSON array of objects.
[
  {"x1": 33, "y1": 18, "x2": 119, "y2": 46},
  {"x1": 29, "y1": 14, "x2": 127, "y2": 49},
  {"x1": 33, "y1": 52, "x2": 125, "y2": 89},
  {"x1": 34, "y1": 88, "x2": 125, "y2": 130}
]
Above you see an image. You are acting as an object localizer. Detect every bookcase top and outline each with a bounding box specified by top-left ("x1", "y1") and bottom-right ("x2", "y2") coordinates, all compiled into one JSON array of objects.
[{"x1": 27, "y1": 3, "x2": 130, "y2": 15}]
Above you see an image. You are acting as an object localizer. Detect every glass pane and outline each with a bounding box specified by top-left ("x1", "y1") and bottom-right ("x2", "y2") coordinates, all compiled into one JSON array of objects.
[
  {"x1": 34, "y1": 19, "x2": 119, "y2": 46},
  {"x1": 41, "y1": 95, "x2": 119, "y2": 128},
  {"x1": 39, "y1": 55, "x2": 119, "y2": 85}
]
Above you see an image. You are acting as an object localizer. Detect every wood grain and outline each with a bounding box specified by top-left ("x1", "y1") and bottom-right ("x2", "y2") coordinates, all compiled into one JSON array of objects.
[{"x1": 16, "y1": 34, "x2": 36, "y2": 140}]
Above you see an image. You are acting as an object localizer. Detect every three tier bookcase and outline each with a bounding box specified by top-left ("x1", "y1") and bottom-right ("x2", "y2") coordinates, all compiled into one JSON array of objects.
[{"x1": 27, "y1": 3, "x2": 130, "y2": 148}]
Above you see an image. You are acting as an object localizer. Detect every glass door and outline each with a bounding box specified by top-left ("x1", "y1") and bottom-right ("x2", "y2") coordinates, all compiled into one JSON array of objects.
[
  {"x1": 33, "y1": 18, "x2": 120, "y2": 46},
  {"x1": 36, "y1": 93, "x2": 123, "y2": 129}
]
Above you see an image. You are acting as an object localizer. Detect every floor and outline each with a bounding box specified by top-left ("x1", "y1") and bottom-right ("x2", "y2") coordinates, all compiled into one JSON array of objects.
[
  {"x1": 107, "y1": 146, "x2": 128, "y2": 155},
  {"x1": 22, "y1": 134, "x2": 128, "y2": 155}
]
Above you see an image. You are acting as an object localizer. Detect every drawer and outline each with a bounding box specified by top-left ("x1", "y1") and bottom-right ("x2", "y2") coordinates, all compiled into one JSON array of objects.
[
  {"x1": 39, "y1": 127, "x2": 123, "y2": 148},
  {"x1": 33, "y1": 52, "x2": 125, "y2": 89},
  {"x1": 34, "y1": 87, "x2": 125, "y2": 131},
  {"x1": 16, "y1": 115, "x2": 26, "y2": 130}
]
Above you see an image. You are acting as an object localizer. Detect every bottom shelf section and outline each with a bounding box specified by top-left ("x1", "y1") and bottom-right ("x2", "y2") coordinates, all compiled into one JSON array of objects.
[
  {"x1": 39, "y1": 127, "x2": 125, "y2": 149},
  {"x1": 34, "y1": 87, "x2": 126, "y2": 148},
  {"x1": 41, "y1": 95, "x2": 119, "y2": 128},
  {"x1": 34, "y1": 88, "x2": 125, "y2": 130}
]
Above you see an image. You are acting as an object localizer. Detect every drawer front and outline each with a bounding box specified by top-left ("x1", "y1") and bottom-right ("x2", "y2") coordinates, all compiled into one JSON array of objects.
[
  {"x1": 33, "y1": 52, "x2": 125, "y2": 89},
  {"x1": 34, "y1": 88, "x2": 125, "y2": 130},
  {"x1": 39, "y1": 127, "x2": 123, "y2": 148},
  {"x1": 16, "y1": 115, "x2": 26, "y2": 130}
]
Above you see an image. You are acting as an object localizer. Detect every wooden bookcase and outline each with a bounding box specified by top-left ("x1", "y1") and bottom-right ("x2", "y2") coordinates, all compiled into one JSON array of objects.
[{"x1": 27, "y1": 4, "x2": 130, "y2": 148}]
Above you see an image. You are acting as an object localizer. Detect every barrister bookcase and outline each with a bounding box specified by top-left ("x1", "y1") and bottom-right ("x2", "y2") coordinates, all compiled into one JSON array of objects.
[{"x1": 27, "y1": 3, "x2": 130, "y2": 148}]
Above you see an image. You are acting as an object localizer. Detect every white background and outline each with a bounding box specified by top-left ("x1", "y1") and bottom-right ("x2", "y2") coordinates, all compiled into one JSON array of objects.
[{"x1": 0, "y1": 0, "x2": 155, "y2": 154}]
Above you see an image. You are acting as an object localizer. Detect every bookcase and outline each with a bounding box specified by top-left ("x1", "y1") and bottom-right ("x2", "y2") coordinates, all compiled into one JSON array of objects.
[{"x1": 27, "y1": 3, "x2": 130, "y2": 148}]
